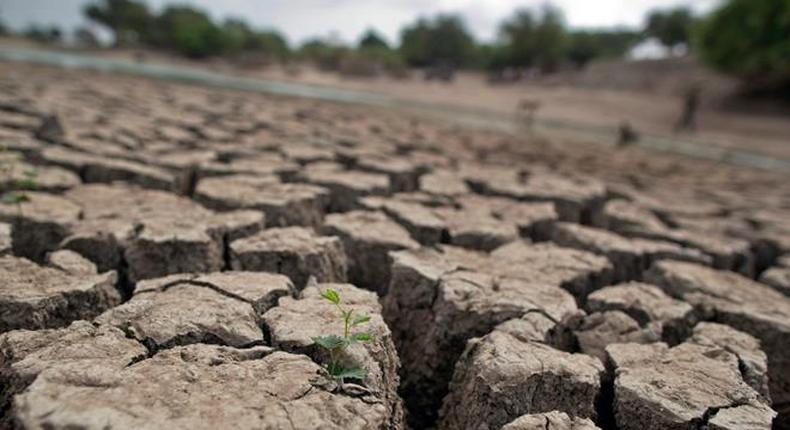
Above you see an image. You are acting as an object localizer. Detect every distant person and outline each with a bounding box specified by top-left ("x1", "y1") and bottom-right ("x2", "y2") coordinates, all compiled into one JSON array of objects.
[
  {"x1": 517, "y1": 99, "x2": 541, "y2": 129},
  {"x1": 675, "y1": 85, "x2": 701, "y2": 133},
  {"x1": 617, "y1": 121, "x2": 639, "y2": 147}
]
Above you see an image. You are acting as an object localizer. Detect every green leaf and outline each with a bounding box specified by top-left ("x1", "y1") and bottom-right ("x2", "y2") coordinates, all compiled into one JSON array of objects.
[
  {"x1": 321, "y1": 288, "x2": 340, "y2": 305},
  {"x1": 1, "y1": 194, "x2": 16, "y2": 205},
  {"x1": 1, "y1": 192, "x2": 28, "y2": 205},
  {"x1": 335, "y1": 366, "x2": 366, "y2": 380},
  {"x1": 327, "y1": 361, "x2": 345, "y2": 376},
  {"x1": 15, "y1": 178, "x2": 37, "y2": 190},
  {"x1": 349, "y1": 332, "x2": 373, "y2": 343},
  {"x1": 352, "y1": 313, "x2": 371, "y2": 327},
  {"x1": 311, "y1": 335, "x2": 346, "y2": 350},
  {"x1": 23, "y1": 170, "x2": 37, "y2": 178}
]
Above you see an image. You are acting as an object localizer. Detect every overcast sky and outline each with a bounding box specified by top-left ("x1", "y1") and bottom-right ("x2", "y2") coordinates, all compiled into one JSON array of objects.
[{"x1": 1, "y1": 0, "x2": 722, "y2": 45}]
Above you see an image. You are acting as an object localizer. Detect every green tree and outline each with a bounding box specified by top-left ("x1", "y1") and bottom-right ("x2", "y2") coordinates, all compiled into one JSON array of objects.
[
  {"x1": 399, "y1": 15, "x2": 475, "y2": 67},
  {"x1": 246, "y1": 30, "x2": 290, "y2": 59},
  {"x1": 566, "y1": 31, "x2": 598, "y2": 67},
  {"x1": 155, "y1": 6, "x2": 224, "y2": 58},
  {"x1": 695, "y1": 0, "x2": 790, "y2": 95},
  {"x1": 22, "y1": 25, "x2": 62, "y2": 43},
  {"x1": 567, "y1": 30, "x2": 640, "y2": 68},
  {"x1": 83, "y1": 0, "x2": 154, "y2": 46},
  {"x1": 399, "y1": 18, "x2": 431, "y2": 66},
  {"x1": 499, "y1": 5, "x2": 567, "y2": 72},
  {"x1": 0, "y1": 4, "x2": 6, "y2": 36},
  {"x1": 359, "y1": 29, "x2": 389, "y2": 50},
  {"x1": 645, "y1": 7, "x2": 694, "y2": 48},
  {"x1": 482, "y1": 44, "x2": 512, "y2": 71},
  {"x1": 217, "y1": 19, "x2": 289, "y2": 59},
  {"x1": 82, "y1": 0, "x2": 289, "y2": 61},
  {"x1": 532, "y1": 6, "x2": 567, "y2": 72},
  {"x1": 430, "y1": 15, "x2": 475, "y2": 66},
  {"x1": 499, "y1": 9, "x2": 535, "y2": 68},
  {"x1": 220, "y1": 19, "x2": 250, "y2": 56},
  {"x1": 299, "y1": 38, "x2": 348, "y2": 71}
]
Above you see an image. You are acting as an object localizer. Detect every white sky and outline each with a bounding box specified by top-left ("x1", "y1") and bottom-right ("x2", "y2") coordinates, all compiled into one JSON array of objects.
[{"x1": 0, "y1": 0, "x2": 722, "y2": 45}]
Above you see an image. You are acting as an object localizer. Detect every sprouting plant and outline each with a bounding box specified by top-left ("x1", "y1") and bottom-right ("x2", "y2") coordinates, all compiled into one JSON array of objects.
[{"x1": 311, "y1": 288, "x2": 373, "y2": 383}]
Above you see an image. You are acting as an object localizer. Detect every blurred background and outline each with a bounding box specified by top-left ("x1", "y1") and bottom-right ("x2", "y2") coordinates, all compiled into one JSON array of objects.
[{"x1": 1, "y1": 0, "x2": 788, "y2": 164}]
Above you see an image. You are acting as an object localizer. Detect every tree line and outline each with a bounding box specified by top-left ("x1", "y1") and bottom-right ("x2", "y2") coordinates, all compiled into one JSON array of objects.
[
  {"x1": 1, "y1": 0, "x2": 680, "y2": 69},
  {"x1": 82, "y1": 1, "x2": 289, "y2": 60},
  {"x1": 2, "y1": 0, "x2": 788, "y2": 93}
]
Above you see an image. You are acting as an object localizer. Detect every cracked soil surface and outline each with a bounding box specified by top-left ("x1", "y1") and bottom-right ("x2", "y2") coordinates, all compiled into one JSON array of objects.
[{"x1": 0, "y1": 61, "x2": 789, "y2": 429}]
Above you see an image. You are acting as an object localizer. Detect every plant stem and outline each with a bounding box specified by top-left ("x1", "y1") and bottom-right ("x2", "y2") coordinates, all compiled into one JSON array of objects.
[
  {"x1": 334, "y1": 302, "x2": 350, "y2": 340},
  {"x1": 328, "y1": 301, "x2": 349, "y2": 383}
]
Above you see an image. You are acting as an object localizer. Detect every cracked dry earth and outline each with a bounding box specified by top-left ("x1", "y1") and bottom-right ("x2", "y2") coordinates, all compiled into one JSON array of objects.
[{"x1": 0, "y1": 62, "x2": 789, "y2": 430}]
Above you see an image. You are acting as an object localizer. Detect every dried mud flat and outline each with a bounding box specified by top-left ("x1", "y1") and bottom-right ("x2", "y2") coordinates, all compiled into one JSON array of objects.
[{"x1": 0, "y1": 61, "x2": 789, "y2": 430}]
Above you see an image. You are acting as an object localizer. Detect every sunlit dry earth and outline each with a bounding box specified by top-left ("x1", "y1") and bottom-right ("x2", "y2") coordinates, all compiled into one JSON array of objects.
[
  {"x1": 0, "y1": 60, "x2": 788, "y2": 430},
  {"x1": 35, "y1": 39, "x2": 790, "y2": 162}
]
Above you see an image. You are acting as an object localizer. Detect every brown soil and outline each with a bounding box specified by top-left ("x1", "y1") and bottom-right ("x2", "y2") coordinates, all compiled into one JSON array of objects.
[{"x1": 0, "y1": 60, "x2": 788, "y2": 430}]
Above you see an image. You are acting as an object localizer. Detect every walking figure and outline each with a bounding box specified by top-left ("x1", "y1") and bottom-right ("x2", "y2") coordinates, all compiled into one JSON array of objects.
[
  {"x1": 617, "y1": 121, "x2": 639, "y2": 148},
  {"x1": 675, "y1": 85, "x2": 701, "y2": 133},
  {"x1": 517, "y1": 99, "x2": 541, "y2": 130}
]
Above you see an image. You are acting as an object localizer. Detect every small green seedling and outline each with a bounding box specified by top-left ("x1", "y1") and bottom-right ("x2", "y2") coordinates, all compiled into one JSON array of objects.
[
  {"x1": 0, "y1": 192, "x2": 30, "y2": 205},
  {"x1": 311, "y1": 288, "x2": 373, "y2": 383}
]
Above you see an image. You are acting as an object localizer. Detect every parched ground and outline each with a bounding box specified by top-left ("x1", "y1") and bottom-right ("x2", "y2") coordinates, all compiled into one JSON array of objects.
[
  {"x1": 0, "y1": 61, "x2": 789, "y2": 430},
  {"x1": 88, "y1": 43, "x2": 790, "y2": 161}
]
